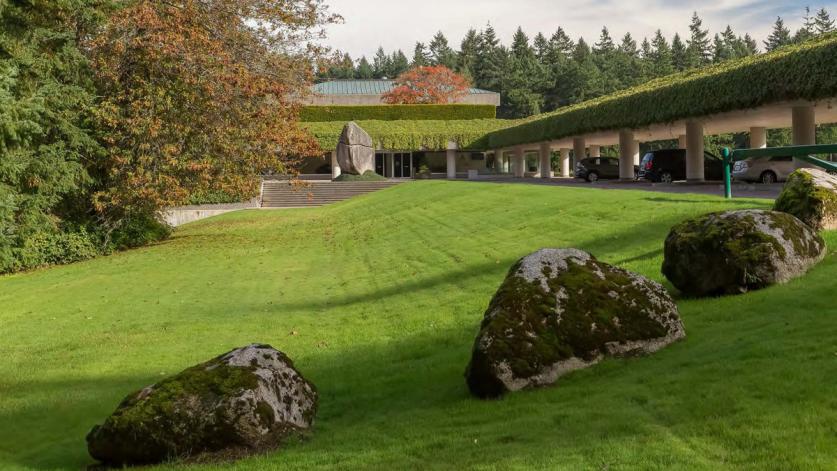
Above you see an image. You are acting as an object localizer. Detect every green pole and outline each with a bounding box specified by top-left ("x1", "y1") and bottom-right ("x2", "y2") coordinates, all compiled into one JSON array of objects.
[{"x1": 722, "y1": 147, "x2": 732, "y2": 199}]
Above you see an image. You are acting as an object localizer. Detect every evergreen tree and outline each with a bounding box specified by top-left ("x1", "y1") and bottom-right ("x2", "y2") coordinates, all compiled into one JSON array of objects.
[
  {"x1": 372, "y1": 47, "x2": 390, "y2": 78},
  {"x1": 671, "y1": 33, "x2": 688, "y2": 71},
  {"x1": 429, "y1": 31, "x2": 457, "y2": 69},
  {"x1": 548, "y1": 28, "x2": 575, "y2": 60},
  {"x1": 712, "y1": 34, "x2": 730, "y2": 62},
  {"x1": 741, "y1": 34, "x2": 759, "y2": 55},
  {"x1": 457, "y1": 29, "x2": 480, "y2": 80},
  {"x1": 764, "y1": 17, "x2": 792, "y2": 52},
  {"x1": 389, "y1": 50, "x2": 409, "y2": 77},
  {"x1": 533, "y1": 32, "x2": 549, "y2": 61},
  {"x1": 815, "y1": 7, "x2": 835, "y2": 34},
  {"x1": 794, "y1": 6, "x2": 816, "y2": 43},
  {"x1": 594, "y1": 27, "x2": 616, "y2": 54},
  {"x1": 686, "y1": 12, "x2": 712, "y2": 68},
  {"x1": 355, "y1": 56, "x2": 374, "y2": 79},
  {"x1": 412, "y1": 42, "x2": 430, "y2": 67},
  {"x1": 0, "y1": 0, "x2": 104, "y2": 271},
  {"x1": 502, "y1": 27, "x2": 545, "y2": 118},
  {"x1": 473, "y1": 24, "x2": 506, "y2": 92},
  {"x1": 649, "y1": 30, "x2": 674, "y2": 77}
]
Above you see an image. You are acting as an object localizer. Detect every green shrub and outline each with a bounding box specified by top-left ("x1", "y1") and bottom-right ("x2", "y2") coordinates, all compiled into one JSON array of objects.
[
  {"x1": 304, "y1": 119, "x2": 518, "y2": 152},
  {"x1": 334, "y1": 171, "x2": 388, "y2": 182},
  {"x1": 300, "y1": 104, "x2": 496, "y2": 122},
  {"x1": 109, "y1": 214, "x2": 172, "y2": 250},
  {"x1": 186, "y1": 190, "x2": 246, "y2": 205},
  {"x1": 9, "y1": 229, "x2": 102, "y2": 272},
  {"x1": 415, "y1": 165, "x2": 432, "y2": 179}
]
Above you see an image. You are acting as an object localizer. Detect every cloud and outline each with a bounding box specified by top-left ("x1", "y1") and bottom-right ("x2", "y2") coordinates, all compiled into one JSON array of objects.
[{"x1": 321, "y1": 0, "x2": 833, "y2": 58}]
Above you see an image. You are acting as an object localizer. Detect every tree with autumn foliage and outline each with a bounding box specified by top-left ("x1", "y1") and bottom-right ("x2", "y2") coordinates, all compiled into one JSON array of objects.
[
  {"x1": 88, "y1": 0, "x2": 338, "y2": 241},
  {"x1": 382, "y1": 65, "x2": 470, "y2": 104}
]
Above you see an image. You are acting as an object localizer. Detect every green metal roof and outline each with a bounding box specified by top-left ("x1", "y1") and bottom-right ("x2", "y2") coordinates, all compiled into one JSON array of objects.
[{"x1": 312, "y1": 79, "x2": 496, "y2": 96}]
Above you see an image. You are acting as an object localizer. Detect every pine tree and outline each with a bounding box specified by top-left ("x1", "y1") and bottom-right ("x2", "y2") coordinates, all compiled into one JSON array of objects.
[
  {"x1": 712, "y1": 34, "x2": 730, "y2": 62},
  {"x1": 457, "y1": 29, "x2": 480, "y2": 80},
  {"x1": 741, "y1": 34, "x2": 759, "y2": 55},
  {"x1": 533, "y1": 32, "x2": 549, "y2": 61},
  {"x1": 649, "y1": 30, "x2": 674, "y2": 77},
  {"x1": 389, "y1": 50, "x2": 409, "y2": 77},
  {"x1": 671, "y1": 33, "x2": 688, "y2": 71},
  {"x1": 372, "y1": 47, "x2": 390, "y2": 78},
  {"x1": 503, "y1": 27, "x2": 545, "y2": 118},
  {"x1": 429, "y1": 31, "x2": 457, "y2": 69},
  {"x1": 473, "y1": 24, "x2": 506, "y2": 92},
  {"x1": 355, "y1": 56, "x2": 374, "y2": 79},
  {"x1": 795, "y1": 6, "x2": 816, "y2": 42},
  {"x1": 412, "y1": 42, "x2": 430, "y2": 67},
  {"x1": 0, "y1": 0, "x2": 104, "y2": 272},
  {"x1": 764, "y1": 17, "x2": 792, "y2": 52},
  {"x1": 815, "y1": 7, "x2": 835, "y2": 34},
  {"x1": 594, "y1": 27, "x2": 616, "y2": 54},
  {"x1": 686, "y1": 12, "x2": 712, "y2": 68}
]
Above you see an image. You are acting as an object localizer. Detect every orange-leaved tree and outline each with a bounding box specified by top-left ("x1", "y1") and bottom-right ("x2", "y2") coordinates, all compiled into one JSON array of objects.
[
  {"x1": 88, "y1": 0, "x2": 338, "y2": 237},
  {"x1": 382, "y1": 65, "x2": 470, "y2": 104}
]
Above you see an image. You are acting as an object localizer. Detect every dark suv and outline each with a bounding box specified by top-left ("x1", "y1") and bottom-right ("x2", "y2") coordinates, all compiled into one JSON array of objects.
[
  {"x1": 576, "y1": 157, "x2": 635, "y2": 182},
  {"x1": 637, "y1": 149, "x2": 724, "y2": 183}
]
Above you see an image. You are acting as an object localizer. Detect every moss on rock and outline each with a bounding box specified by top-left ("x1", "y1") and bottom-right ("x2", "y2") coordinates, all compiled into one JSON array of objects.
[
  {"x1": 87, "y1": 344, "x2": 318, "y2": 466},
  {"x1": 662, "y1": 209, "x2": 825, "y2": 297},
  {"x1": 774, "y1": 168, "x2": 837, "y2": 231},
  {"x1": 465, "y1": 249, "x2": 684, "y2": 399}
]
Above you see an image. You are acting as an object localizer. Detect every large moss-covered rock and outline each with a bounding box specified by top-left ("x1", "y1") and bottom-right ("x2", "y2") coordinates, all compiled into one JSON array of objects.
[
  {"x1": 87, "y1": 344, "x2": 318, "y2": 466},
  {"x1": 774, "y1": 168, "x2": 837, "y2": 231},
  {"x1": 662, "y1": 209, "x2": 825, "y2": 297},
  {"x1": 465, "y1": 249, "x2": 685, "y2": 399}
]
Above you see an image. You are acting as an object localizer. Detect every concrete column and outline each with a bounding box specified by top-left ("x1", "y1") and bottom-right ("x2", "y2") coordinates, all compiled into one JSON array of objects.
[
  {"x1": 573, "y1": 138, "x2": 586, "y2": 173},
  {"x1": 633, "y1": 141, "x2": 641, "y2": 166},
  {"x1": 792, "y1": 105, "x2": 816, "y2": 168},
  {"x1": 514, "y1": 147, "x2": 525, "y2": 178},
  {"x1": 330, "y1": 151, "x2": 341, "y2": 179},
  {"x1": 389, "y1": 153, "x2": 395, "y2": 178},
  {"x1": 539, "y1": 142, "x2": 552, "y2": 179},
  {"x1": 589, "y1": 145, "x2": 601, "y2": 158},
  {"x1": 560, "y1": 148, "x2": 571, "y2": 177},
  {"x1": 678, "y1": 134, "x2": 687, "y2": 149},
  {"x1": 446, "y1": 142, "x2": 457, "y2": 179},
  {"x1": 618, "y1": 130, "x2": 636, "y2": 180},
  {"x1": 750, "y1": 127, "x2": 767, "y2": 149},
  {"x1": 686, "y1": 121, "x2": 705, "y2": 182}
]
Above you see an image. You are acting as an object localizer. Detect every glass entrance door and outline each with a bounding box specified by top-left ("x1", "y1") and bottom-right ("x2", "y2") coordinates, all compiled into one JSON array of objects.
[{"x1": 393, "y1": 153, "x2": 412, "y2": 178}]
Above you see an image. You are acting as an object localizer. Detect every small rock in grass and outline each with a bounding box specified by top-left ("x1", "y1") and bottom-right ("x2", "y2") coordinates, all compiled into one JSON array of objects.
[
  {"x1": 465, "y1": 248, "x2": 685, "y2": 399},
  {"x1": 87, "y1": 344, "x2": 317, "y2": 466},
  {"x1": 662, "y1": 209, "x2": 825, "y2": 296},
  {"x1": 774, "y1": 168, "x2": 837, "y2": 231}
]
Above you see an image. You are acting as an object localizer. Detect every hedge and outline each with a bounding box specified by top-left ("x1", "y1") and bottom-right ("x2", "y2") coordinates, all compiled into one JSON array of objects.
[
  {"x1": 300, "y1": 104, "x2": 496, "y2": 122},
  {"x1": 304, "y1": 119, "x2": 518, "y2": 151},
  {"x1": 487, "y1": 33, "x2": 837, "y2": 149}
]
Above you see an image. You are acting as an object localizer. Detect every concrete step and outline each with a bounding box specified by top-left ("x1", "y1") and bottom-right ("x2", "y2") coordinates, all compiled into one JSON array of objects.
[{"x1": 261, "y1": 180, "x2": 403, "y2": 208}]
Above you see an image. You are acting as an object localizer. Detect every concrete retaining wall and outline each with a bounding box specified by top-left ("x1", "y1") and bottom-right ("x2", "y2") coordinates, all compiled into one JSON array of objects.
[{"x1": 162, "y1": 199, "x2": 259, "y2": 227}]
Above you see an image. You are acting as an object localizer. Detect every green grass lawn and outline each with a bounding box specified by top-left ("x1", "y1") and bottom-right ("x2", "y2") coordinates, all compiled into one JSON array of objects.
[{"x1": 1, "y1": 181, "x2": 836, "y2": 470}]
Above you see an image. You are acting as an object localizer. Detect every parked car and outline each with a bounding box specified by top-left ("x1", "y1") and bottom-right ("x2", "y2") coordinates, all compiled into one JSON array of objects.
[
  {"x1": 732, "y1": 155, "x2": 794, "y2": 183},
  {"x1": 637, "y1": 149, "x2": 724, "y2": 183},
  {"x1": 575, "y1": 157, "x2": 639, "y2": 182}
]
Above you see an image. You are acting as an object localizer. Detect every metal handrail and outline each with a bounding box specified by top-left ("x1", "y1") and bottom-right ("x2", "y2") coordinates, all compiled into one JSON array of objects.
[{"x1": 721, "y1": 145, "x2": 837, "y2": 198}]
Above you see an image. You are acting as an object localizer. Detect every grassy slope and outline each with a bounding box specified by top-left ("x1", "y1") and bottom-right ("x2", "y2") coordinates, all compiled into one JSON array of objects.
[{"x1": 1, "y1": 182, "x2": 835, "y2": 470}]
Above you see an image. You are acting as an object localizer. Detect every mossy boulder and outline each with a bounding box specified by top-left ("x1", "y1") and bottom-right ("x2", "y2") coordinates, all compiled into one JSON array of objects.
[
  {"x1": 336, "y1": 121, "x2": 375, "y2": 175},
  {"x1": 87, "y1": 344, "x2": 318, "y2": 466},
  {"x1": 662, "y1": 209, "x2": 825, "y2": 297},
  {"x1": 465, "y1": 248, "x2": 685, "y2": 399},
  {"x1": 774, "y1": 168, "x2": 837, "y2": 231}
]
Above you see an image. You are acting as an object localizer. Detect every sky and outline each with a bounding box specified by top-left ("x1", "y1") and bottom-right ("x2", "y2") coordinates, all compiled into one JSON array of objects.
[{"x1": 321, "y1": 0, "x2": 837, "y2": 59}]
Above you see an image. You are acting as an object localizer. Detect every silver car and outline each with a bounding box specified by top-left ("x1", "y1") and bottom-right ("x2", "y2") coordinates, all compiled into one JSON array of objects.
[{"x1": 732, "y1": 155, "x2": 794, "y2": 184}]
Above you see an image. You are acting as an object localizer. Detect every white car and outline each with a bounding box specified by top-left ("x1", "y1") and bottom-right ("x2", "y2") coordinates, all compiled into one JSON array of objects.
[{"x1": 732, "y1": 156, "x2": 794, "y2": 184}]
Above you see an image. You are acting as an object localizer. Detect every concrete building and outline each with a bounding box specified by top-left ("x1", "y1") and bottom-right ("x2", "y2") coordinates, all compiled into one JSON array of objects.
[{"x1": 305, "y1": 79, "x2": 501, "y2": 107}]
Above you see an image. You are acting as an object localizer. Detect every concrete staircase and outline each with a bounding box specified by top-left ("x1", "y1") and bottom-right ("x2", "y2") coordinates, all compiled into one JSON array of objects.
[{"x1": 261, "y1": 180, "x2": 402, "y2": 208}]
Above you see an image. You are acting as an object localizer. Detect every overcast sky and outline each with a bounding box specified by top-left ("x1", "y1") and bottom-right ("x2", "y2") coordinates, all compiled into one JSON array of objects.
[{"x1": 322, "y1": 0, "x2": 837, "y2": 59}]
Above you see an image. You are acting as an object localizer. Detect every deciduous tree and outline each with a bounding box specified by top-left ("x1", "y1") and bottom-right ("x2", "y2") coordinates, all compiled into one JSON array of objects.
[{"x1": 382, "y1": 66, "x2": 470, "y2": 104}]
